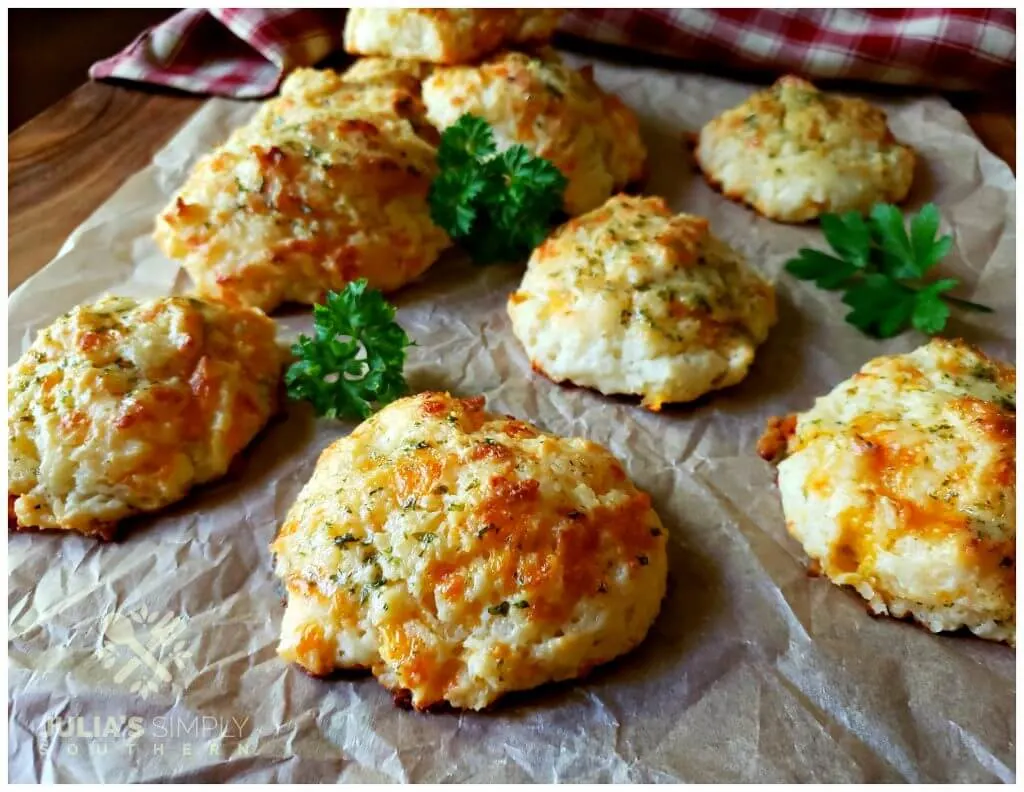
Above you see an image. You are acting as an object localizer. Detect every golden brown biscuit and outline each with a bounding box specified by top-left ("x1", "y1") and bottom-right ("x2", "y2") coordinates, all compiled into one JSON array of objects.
[
  {"x1": 271, "y1": 391, "x2": 668, "y2": 710},
  {"x1": 8, "y1": 296, "x2": 284, "y2": 539},
  {"x1": 508, "y1": 195, "x2": 776, "y2": 410},
  {"x1": 343, "y1": 8, "x2": 563, "y2": 65},
  {"x1": 760, "y1": 339, "x2": 1015, "y2": 644},
  {"x1": 696, "y1": 75, "x2": 915, "y2": 223},
  {"x1": 422, "y1": 49, "x2": 647, "y2": 215},
  {"x1": 338, "y1": 57, "x2": 436, "y2": 92},
  {"x1": 154, "y1": 67, "x2": 450, "y2": 312}
]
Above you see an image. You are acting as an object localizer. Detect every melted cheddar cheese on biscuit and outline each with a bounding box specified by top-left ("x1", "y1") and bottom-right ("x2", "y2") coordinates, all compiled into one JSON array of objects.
[
  {"x1": 8, "y1": 296, "x2": 284, "y2": 539},
  {"x1": 696, "y1": 75, "x2": 915, "y2": 223},
  {"x1": 334, "y1": 57, "x2": 436, "y2": 93},
  {"x1": 759, "y1": 339, "x2": 1015, "y2": 644},
  {"x1": 269, "y1": 63, "x2": 438, "y2": 143},
  {"x1": 508, "y1": 195, "x2": 777, "y2": 410},
  {"x1": 422, "y1": 49, "x2": 647, "y2": 216},
  {"x1": 344, "y1": 8, "x2": 563, "y2": 65},
  {"x1": 271, "y1": 392, "x2": 668, "y2": 710},
  {"x1": 154, "y1": 66, "x2": 449, "y2": 313}
]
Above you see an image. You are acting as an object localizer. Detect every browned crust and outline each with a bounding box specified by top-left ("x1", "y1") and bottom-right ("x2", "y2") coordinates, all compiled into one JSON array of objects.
[
  {"x1": 8, "y1": 494, "x2": 118, "y2": 542},
  {"x1": 294, "y1": 663, "x2": 373, "y2": 681},
  {"x1": 384, "y1": 655, "x2": 612, "y2": 713},
  {"x1": 799, "y1": 561, "x2": 1016, "y2": 647},
  {"x1": 390, "y1": 688, "x2": 458, "y2": 713},
  {"x1": 757, "y1": 413, "x2": 797, "y2": 463},
  {"x1": 528, "y1": 360, "x2": 663, "y2": 413},
  {"x1": 294, "y1": 669, "x2": 466, "y2": 713},
  {"x1": 290, "y1": 651, "x2": 617, "y2": 713},
  {"x1": 863, "y1": 591, "x2": 1014, "y2": 647},
  {"x1": 528, "y1": 358, "x2": 750, "y2": 414}
]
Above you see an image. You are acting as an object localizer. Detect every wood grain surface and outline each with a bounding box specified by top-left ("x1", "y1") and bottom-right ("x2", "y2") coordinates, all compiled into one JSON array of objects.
[
  {"x1": 7, "y1": 80, "x2": 1015, "y2": 295},
  {"x1": 8, "y1": 83, "x2": 203, "y2": 292}
]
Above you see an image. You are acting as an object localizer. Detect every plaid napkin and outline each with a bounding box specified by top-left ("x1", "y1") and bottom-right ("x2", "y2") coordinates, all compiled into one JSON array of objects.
[
  {"x1": 90, "y1": 8, "x2": 1015, "y2": 98},
  {"x1": 89, "y1": 8, "x2": 344, "y2": 98}
]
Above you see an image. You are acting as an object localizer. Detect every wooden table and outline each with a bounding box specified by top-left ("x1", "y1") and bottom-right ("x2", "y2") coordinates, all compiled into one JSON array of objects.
[{"x1": 7, "y1": 80, "x2": 1015, "y2": 294}]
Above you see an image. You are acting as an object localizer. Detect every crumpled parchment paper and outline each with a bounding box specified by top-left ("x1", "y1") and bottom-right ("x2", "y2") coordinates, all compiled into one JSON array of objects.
[{"x1": 8, "y1": 53, "x2": 1016, "y2": 783}]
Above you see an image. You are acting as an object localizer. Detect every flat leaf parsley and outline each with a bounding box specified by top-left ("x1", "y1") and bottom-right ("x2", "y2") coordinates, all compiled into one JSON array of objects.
[
  {"x1": 285, "y1": 280, "x2": 411, "y2": 419},
  {"x1": 785, "y1": 203, "x2": 992, "y2": 338},
  {"x1": 428, "y1": 114, "x2": 567, "y2": 265}
]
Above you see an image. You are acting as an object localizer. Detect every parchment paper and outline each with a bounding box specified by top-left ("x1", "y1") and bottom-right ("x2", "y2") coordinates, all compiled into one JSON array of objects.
[{"x1": 8, "y1": 54, "x2": 1016, "y2": 783}]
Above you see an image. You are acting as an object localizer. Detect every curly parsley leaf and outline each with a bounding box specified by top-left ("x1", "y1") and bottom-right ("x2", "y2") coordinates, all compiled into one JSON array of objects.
[
  {"x1": 784, "y1": 202, "x2": 992, "y2": 338},
  {"x1": 436, "y1": 113, "x2": 496, "y2": 170},
  {"x1": 285, "y1": 280, "x2": 411, "y2": 420},
  {"x1": 486, "y1": 145, "x2": 566, "y2": 242},
  {"x1": 429, "y1": 167, "x2": 484, "y2": 238},
  {"x1": 428, "y1": 114, "x2": 567, "y2": 265}
]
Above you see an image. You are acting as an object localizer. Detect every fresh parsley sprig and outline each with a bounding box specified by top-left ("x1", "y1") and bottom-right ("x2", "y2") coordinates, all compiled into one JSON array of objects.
[
  {"x1": 785, "y1": 203, "x2": 992, "y2": 338},
  {"x1": 428, "y1": 114, "x2": 567, "y2": 265},
  {"x1": 285, "y1": 280, "x2": 411, "y2": 420}
]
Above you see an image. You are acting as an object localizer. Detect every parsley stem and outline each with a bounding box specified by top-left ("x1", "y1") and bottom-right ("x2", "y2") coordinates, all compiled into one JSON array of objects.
[
  {"x1": 945, "y1": 296, "x2": 994, "y2": 313},
  {"x1": 903, "y1": 279, "x2": 993, "y2": 313}
]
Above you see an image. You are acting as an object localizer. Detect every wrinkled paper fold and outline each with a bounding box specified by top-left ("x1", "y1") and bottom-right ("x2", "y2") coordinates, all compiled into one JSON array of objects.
[{"x1": 8, "y1": 54, "x2": 1016, "y2": 782}]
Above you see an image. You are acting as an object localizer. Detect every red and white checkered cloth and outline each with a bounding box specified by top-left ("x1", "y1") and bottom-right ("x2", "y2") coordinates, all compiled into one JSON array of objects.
[
  {"x1": 89, "y1": 8, "x2": 344, "y2": 98},
  {"x1": 90, "y1": 8, "x2": 1015, "y2": 98}
]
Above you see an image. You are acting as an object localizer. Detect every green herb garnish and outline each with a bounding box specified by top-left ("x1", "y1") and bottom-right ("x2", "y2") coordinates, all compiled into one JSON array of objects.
[
  {"x1": 784, "y1": 203, "x2": 992, "y2": 338},
  {"x1": 428, "y1": 114, "x2": 567, "y2": 265},
  {"x1": 285, "y1": 279, "x2": 411, "y2": 419}
]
